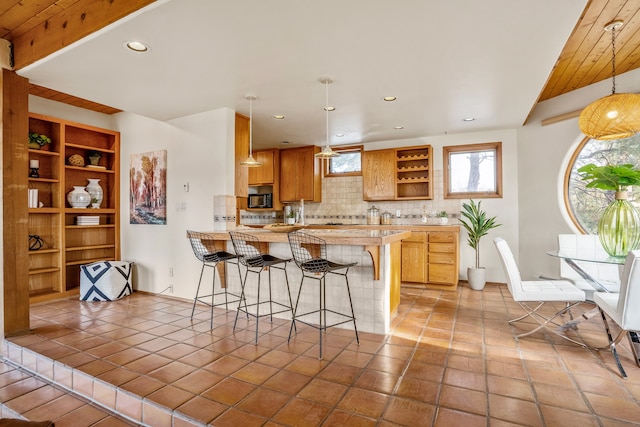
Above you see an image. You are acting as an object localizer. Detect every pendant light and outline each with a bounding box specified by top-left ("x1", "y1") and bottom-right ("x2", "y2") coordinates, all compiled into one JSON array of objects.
[
  {"x1": 315, "y1": 77, "x2": 340, "y2": 158},
  {"x1": 579, "y1": 20, "x2": 640, "y2": 141},
  {"x1": 240, "y1": 94, "x2": 262, "y2": 167}
]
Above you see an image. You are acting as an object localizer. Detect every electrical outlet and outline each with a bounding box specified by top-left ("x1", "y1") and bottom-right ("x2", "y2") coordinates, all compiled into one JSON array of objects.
[{"x1": 183, "y1": 183, "x2": 189, "y2": 192}]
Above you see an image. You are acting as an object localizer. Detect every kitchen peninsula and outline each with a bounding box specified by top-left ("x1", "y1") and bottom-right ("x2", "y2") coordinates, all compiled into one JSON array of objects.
[{"x1": 199, "y1": 227, "x2": 410, "y2": 334}]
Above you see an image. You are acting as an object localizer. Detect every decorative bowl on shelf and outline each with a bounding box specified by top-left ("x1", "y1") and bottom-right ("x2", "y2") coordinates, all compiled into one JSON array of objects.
[
  {"x1": 263, "y1": 223, "x2": 304, "y2": 233},
  {"x1": 68, "y1": 154, "x2": 85, "y2": 167}
]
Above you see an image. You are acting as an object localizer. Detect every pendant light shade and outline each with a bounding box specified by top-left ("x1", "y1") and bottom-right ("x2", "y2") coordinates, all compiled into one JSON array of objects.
[
  {"x1": 315, "y1": 77, "x2": 340, "y2": 159},
  {"x1": 579, "y1": 21, "x2": 640, "y2": 141},
  {"x1": 240, "y1": 94, "x2": 262, "y2": 167}
]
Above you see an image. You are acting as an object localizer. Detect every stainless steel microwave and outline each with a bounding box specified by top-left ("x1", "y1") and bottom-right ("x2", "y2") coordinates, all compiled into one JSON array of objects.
[{"x1": 248, "y1": 193, "x2": 272, "y2": 209}]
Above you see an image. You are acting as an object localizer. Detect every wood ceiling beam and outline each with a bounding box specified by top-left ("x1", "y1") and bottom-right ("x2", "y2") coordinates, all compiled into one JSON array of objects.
[{"x1": 11, "y1": 0, "x2": 156, "y2": 70}]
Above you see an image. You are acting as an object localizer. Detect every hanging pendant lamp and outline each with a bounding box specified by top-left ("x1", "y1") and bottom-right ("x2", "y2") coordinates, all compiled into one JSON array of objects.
[
  {"x1": 315, "y1": 77, "x2": 340, "y2": 158},
  {"x1": 579, "y1": 21, "x2": 640, "y2": 141},
  {"x1": 240, "y1": 94, "x2": 262, "y2": 167}
]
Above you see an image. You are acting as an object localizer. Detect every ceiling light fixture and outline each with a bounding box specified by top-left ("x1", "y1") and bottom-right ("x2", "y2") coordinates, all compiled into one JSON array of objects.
[
  {"x1": 382, "y1": 96, "x2": 397, "y2": 102},
  {"x1": 393, "y1": 126, "x2": 404, "y2": 130},
  {"x1": 579, "y1": 20, "x2": 640, "y2": 140},
  {"x1": 315, "y1": 77, "x2": 340, "y2": 159},
  {"x1": 463, "y1": 117, "x2": 475, "y2": 122},
  {"x1": 124, "y1": 41, "x2": 149, "y2": 52},
  {"x1": 273, "y1": 115, "x2": 285, "y2": 119},
  {"x1": 240, "y1": 94, "x2": 262, "y2": 167}
]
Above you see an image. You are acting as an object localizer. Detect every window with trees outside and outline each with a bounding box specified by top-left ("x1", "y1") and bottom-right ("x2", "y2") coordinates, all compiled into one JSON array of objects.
[
  {"x1": 443, "y1": 142, "x2": 502, "y2": 199},
  {"x1": 565, "y1": 135, "x2": 640, "y2": 234},
  {"x1": 324, "y1": 146, "x2": 362, "y2": 177}
]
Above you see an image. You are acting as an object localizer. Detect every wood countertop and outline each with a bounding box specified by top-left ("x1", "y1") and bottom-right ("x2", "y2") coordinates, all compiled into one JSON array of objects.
[{"x1": 200, "y1": 227, "x2": 412, "y2": 246}]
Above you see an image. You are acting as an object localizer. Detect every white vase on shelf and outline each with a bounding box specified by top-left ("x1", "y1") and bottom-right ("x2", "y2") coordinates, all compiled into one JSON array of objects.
[
  {"x1": 67, "y1": 186, "x2": 91, "y2": 208},
  {"x1": 86, "y1": 179, "x2": 103, "y2": 209}
]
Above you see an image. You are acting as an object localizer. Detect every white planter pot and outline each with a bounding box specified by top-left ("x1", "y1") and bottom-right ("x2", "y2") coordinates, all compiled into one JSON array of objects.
[{"x1": 467, "y1": 267, "x2": 487, "y2": 290}]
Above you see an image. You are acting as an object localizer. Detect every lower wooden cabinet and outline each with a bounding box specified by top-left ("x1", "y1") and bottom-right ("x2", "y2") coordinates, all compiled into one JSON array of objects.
[{"x1": 401, "y1": 229, "x2": 459, "y2": 289}]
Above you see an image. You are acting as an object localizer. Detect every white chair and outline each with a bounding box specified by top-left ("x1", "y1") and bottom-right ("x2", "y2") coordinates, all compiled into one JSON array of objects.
[
  {"x1": 593, "y1": 250, "x2": 640, "y2": 378},
  {"x1": 493, "y1": 237, "x2": 586, "y2": 346},
  {"x1": 558, "y1": 234, "x2": 621, "y2": 300}
]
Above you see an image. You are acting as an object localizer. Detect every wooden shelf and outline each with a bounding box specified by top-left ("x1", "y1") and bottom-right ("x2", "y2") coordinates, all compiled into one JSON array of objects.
[{"x1": 26, "y1": 113, "x2": 120, "y2": 303}]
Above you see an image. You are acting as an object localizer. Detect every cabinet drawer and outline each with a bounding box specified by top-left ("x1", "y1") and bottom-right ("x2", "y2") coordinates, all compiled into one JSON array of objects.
[
  {"x1": 428, "y1": 264, "x2": 457, "y2": 284},
  {"x1": 428, "y1": 232, "x2": 455, "y2": 243},
  {"x1": 403, "y1": 231, "x2": 427, "y2": 243},
  {"x1": 429, "y1": 243, "x2": 455, "y2": 253},
  {"x1": 429, "y1": 253, "x2": 455, "y2": 264}
]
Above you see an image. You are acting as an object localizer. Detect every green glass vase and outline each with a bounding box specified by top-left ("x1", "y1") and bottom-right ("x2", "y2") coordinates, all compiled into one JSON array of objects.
[{"x1": 598, "y1": 191, "x2": 640, "y2": 257}]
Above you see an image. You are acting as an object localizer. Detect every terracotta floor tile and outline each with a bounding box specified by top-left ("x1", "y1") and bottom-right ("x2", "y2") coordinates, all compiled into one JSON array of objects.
[
  {"x1": 487, "y1": 375, "x2": 535, "y2": 401},
  {"x1": 119, "y1": 376, "x2": 165, "y2": 397},
  {"x1": 157, "y1": 342, "x2": 201, "y2": 359},
  {"x1": 540, "y1": 404, "x2": 600, "y2": 427},
  {"x1": 322, "y1": 409, "x2": 377, "y2": 427},
  {"x1": 147, "y1": 385, "x2": 195, "y2": 410},
  {"x1": 202, "y1": 377, "x2": 256, "y2": 405},
  {"x1": 175, "y1": 395, "x2": 228, "y2": 424},
  {"x1": 434, "y1": 407, "x2": 487, "y2": 427},
  {"x1": 367, "y1": 354, "x2": 407, "y2": 374},
  {"x1": 382, "y1": 396, "x2": 436, "y2": 426},
  {"x1": 488, "y1": 394, "x2": 543, "y2": 426},
  {"x1": 96, "y1": 367, "x2": 140, "y2": 387},
  {"x1": 263, "y1": 369, "x2": 311, "y2": 395},
  {"x1": 256, "y1": 349, "x2": 299, "y2": 369},
  {"x1": 573, "y1": 373, "x2": 631, "y2": 398},
  {"x1": 583, "y1": 392, "x2": 640, "y2": 423},
  {"x1": 124, "y1": 353, "x2": 172, "y2": 374},
  {"x1": 231, "y1": 362, "x2": 279, "y2": 385},
  {"x1": 439, "y1": 384, "x2": 487, "y2": 416},
  {"x1": 354, "y1": 369, "x2": 399, "y2": 394},
  {"x1": 4, "y1": 385, "x2": 64, "y2": 413},
  {"x1": 337, "y1": 387, "x2": 389, "y2": 419},
  {"x1": 236, "y1": 387, "x2": 291, "y2": 418},
  {"x1": 317, "y1": 362, "x2": 361, "y2": 385},
  {"x1": 272, "y1": 397, "x2": 331, "y2": 427},
  {"x1": 52, "y1": 404, "x2": 111, "y2": 426},
  {"x1": 298, "y1": 379, "x2": 348, "y2": 406},
  {"x1": 203, "y1": 355, "x2": 249, "y2": 376},
  {"x1": 395, "y1": 377, "x2": 439, "y2": 404},
  {"x1": 147, "y1": 360, "x2": 195, "y2": 383},
  {"x1": 211, "y1": 407, "x2": 266, "y2": 427},
  {"x1": 104, "y1": 348, "x2": 148, "y2": 365},
  {"x1": 533, "y1": 382, "x2": 591, "y2": 412},
  {"x1": 173, "y1": 369, "x2": 224, "y2": 394}
]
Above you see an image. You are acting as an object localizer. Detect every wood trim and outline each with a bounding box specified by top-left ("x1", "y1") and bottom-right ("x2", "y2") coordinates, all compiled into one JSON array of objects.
[
  {"x1": 2, "y1": 69, "x2": 31, "y2": 336},
  {"x1": 540, "y1": 109, "x2": 582, "y2": 126},
  {"x1": 443, "y1": 142, "x2": 503, "y2": 199},
  {"x1": 11, "y1": 0, "x2": 156, "y2": 70}
]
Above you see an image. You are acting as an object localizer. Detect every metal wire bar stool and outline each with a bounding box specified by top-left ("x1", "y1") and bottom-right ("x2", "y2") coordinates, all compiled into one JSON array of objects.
[
  {"x1": 287, "y1": 231, "x2": 359, "y2": 359},
  {"x1": 229, "y1": 231, "x2": 295, "y2": 344},
  {"x1": 187, "y1": 230, "x2": 242, "y2": 329}
]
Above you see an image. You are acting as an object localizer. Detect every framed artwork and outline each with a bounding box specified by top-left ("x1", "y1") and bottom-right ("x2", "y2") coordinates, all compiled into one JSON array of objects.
[{"x1": 130, "y1": 150, "x2": 167, "y2": 224}]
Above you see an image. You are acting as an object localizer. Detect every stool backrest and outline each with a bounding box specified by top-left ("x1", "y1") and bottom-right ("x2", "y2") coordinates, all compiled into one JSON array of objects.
[
  {"x1": 494, "y1": 237, "x2": 524, "y2": 300},
  {"x1": 187, "y1": 230, "x2": 224, "y2": 263},
  {"x1": 229, "y1": 231, "x2": 264, "y2": 267},
  {"x1": 288, "y1": 231, "x2": 330, "y2": 272}
]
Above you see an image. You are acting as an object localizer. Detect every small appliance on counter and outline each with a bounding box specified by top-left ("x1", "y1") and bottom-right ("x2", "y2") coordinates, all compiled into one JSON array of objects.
[{"x1": 248, "y1": 193, "x2": 272, "y2": 209}]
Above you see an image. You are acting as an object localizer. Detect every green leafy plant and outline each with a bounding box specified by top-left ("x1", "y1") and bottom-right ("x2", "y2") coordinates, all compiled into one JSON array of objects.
[
  {"x1": 459, "y1": 199, "x2": 501, "y2": 268},
  {"x1": 436, "y1": 210, "x2": 448, "y2": 218},
  {"x1": 28, "y1": 132, "x2": 51, "y2": 147},
  {"x1": 578, "y1": 163, "x2": 640, "y2": 191}
]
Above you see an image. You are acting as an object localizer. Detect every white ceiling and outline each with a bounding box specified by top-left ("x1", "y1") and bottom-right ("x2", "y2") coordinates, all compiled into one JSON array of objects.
[{"x1": 19, "y1": 0, "x2": 587, "y2": 150}]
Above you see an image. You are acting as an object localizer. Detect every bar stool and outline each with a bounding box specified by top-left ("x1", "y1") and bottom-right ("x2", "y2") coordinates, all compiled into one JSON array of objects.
[
  {"x1": 187, "y1": 230, "x2": 241, "y2": 329},
  {"x1": 229, "y1": 231, "x2": 295, "y2": 343},
  {"x1": 287, "y1": 231, "x2": 359, "y2": 359}
]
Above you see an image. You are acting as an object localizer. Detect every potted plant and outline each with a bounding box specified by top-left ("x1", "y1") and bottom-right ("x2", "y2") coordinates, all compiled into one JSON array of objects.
[
  {"x1": 578, "y1": 163, "x2": 640, "y2": 257},
  {"x1": 459, "y1": 199, "x2": 501, "y2": 290},
  {"x1": 286, "y1": 209, "x2": 296, "y2": 225},
  {"x1": 87, "y1": 150, "x2": 102, "y2": 166},
  {"x1": 28, "y1": 132, "x2": 51, "y2": 150},
  {"x1": 436, "y1": 210, "x2": 448, "y2": 225}
]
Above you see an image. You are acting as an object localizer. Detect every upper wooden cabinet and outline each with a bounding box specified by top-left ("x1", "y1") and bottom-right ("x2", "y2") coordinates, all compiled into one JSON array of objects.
[
  {"x1": 280, "y1": 146, "x2": 322, "y2": 202},
  {"x1": 248, "y1": 149, "x2": 276, "y2": 185},
  {"x1": 362, "y1": 149, "x2": 395, "y2": 201},
  {"x1": 362, "y1": 145, "x2": 433, "y2": 201}
]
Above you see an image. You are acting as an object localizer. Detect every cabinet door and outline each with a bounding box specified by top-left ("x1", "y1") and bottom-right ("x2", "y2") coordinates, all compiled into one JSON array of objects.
[
  {"x1": 280, "y1": 146, "x2": 321, "y2": 202},
  {"x1": 235, "y1": 113, "x2": 249, "y2": 197},
  {"x1": 362, "y1": 149, "x2": 395, "y2": 200},
  {"x1": 401, "y1": 232, "x2": 427, "y2": 283},
  {"x1": 248, "y1": 150, "x2": 274, "y2": 185}
]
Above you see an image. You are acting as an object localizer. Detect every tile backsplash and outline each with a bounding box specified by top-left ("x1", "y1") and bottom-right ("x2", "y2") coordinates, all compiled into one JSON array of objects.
[{"x1": 240, "y1": 170, "x2": 462, "y2": 225}]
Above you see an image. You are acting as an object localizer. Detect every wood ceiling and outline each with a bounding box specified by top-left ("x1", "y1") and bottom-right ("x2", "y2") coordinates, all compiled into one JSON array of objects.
[{"x1": 1, "y1": 0, "x2": 639, "y2": 115}]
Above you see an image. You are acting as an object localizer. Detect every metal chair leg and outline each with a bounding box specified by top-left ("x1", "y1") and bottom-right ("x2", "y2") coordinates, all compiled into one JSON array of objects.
[
  {"x1": 598, "y1": 307, "x2": 627, "y2": 378},
  {"x1": 191, "y1": 263, "x2": 206, "y2": 320}
]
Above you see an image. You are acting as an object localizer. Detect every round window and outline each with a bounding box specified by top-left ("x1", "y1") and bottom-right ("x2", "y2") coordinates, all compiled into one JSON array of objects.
[{"x1": 564, "y1": 134, "x2": 640, "y2": 234}]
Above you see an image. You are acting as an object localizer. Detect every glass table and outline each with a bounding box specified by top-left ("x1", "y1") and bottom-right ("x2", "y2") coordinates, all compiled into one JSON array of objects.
[{"x1": 547, "y1": 249, "x2": 639, "y2": 367}]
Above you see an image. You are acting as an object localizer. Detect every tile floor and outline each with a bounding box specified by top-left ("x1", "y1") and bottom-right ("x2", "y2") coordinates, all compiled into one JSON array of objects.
[{"x1": 3, "y1": 283, "x2": 640, "y2": 426}]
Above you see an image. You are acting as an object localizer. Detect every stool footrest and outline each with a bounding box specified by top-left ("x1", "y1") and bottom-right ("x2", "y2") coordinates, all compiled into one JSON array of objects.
[
  {"x1": 237, "y1": 300, "x2": 293, "y2": 319},
  {"x1": 293, "y1": 309, "x2": 356, "y2": 330}
]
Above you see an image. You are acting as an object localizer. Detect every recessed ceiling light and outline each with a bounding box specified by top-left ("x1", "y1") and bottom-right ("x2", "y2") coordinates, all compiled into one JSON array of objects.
[
  {"x1": 124, "y1": 41, "x2": 150, "y2": 52},
  {"x1": 273, "y1": 115, "x2": 285, "y2": 119},
  {"x1": 462, "y1": 117, "x2": 475, "y2": 122},
  {"x1": 382, "y1": 96, "x2": 397, "y2": 102},
  {"x1": 393, "y1": 126, "x2": 404, "y2": 130},
  {"x1": 335, "y1": 133, "x2": 345, "y2": 137},
  {"x1": 281, "y1": 141, "x2": 290, "y2": 144},
  {"x1": 323, "y1": 106, "x2": 335, "y2": 111}
]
